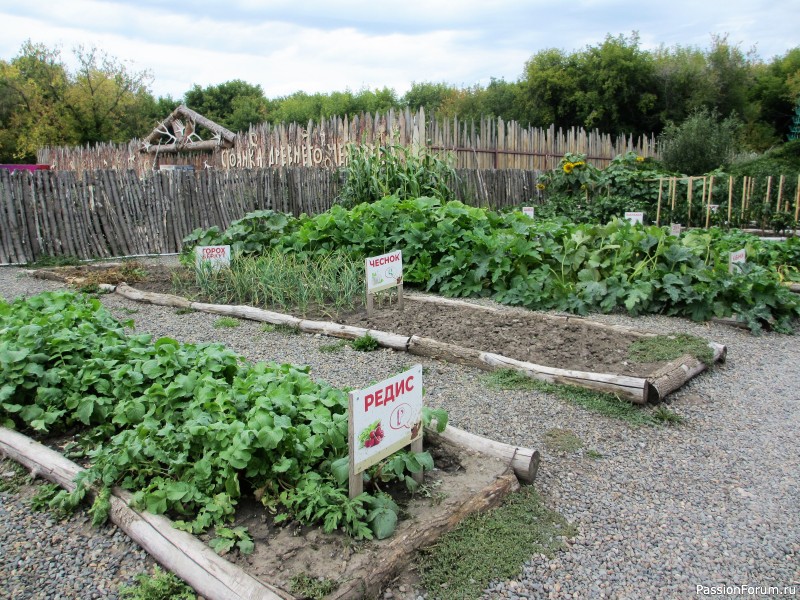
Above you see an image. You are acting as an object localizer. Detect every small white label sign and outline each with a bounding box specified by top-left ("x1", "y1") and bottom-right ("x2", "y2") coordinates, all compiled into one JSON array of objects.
[
  {"x1": 625, "y1": 211, "x2": 644, "y2": 225},
  {"x1": 350, "y1": 365, "x2": 423, "y2": 474},
  {"x1": 365, "y1": 250, "x2": 403, "y2": 293},
  {"x1": 195, "y1": 245, "x2": 231, "y2": 270},
  {"x1": 522, "y1": 206, "x2": 535, "y2": 219},
  {"x1": 710, "y1": 204, "x2": 719, "y2": 213},
  {"x1": 670, "y1": 223, "x2": 682, "y2": 236},
  {"x1": 729, "y1": 248, "x2": 746, "y2": 273}
]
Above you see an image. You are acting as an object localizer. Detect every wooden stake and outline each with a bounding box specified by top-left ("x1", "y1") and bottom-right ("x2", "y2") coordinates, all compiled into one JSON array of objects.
[
  {"x1": 777, "y1": 174, "x2": 785, "y2": 212},
  {"x1": 687, "y1": 177, "x2": 693, "y2": 228},
  {"x1": 795, "y1": 174, "x2": 800, "y2": 223},
  {"x1": 766, "y1": 175, "x2": 773, "y2": 212},
  {"x1": 741, "y1": 176, "x2": 748, "y2": 220},
  {"x1": 670, "y1": 177, "x2": 677, "y2": 211},
  {"x1": 347, "y1": 391, "x2": 363, "y2": 499},
  {"x1": 727, "y1": 176, "x2": 734, "y2": 225},
  {"x1": 656, "y1": 178, "x2": 663, "y2": 226}
]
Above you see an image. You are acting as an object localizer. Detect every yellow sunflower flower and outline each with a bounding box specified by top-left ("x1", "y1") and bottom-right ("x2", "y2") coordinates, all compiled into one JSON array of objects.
[
  {"x1": 573, "y1": 161, "x2": 585, "y2": 168},
  {"x1": 536, "y1": 183, "x2": 546, "y2": 190},
  {"x1": 636, "y1": 156, "x2": 645, "y2": 162},
  {"x1": 563, "y1": 162, "x2": 574, "y2": 174}
]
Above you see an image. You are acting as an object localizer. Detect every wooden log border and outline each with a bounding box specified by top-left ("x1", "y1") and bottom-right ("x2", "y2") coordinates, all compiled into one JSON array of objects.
[
  {"x1": 111, "y1": 284, "x2": 726, "y2": 404},
  {"x1": 0, "y1": 426, "x2": 291, "y2": 600}
]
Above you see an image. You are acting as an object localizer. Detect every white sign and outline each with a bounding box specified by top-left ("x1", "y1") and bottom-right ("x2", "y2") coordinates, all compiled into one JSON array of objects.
[
  {"x1": 522, "y1": 206, "x2": 535, "y2": 219},
  {"x1": 349, "y1": 365, "x2": 423, "y2": 474},
  {"x1": 710, "y1": 204, "x2": 719, "y2": 213},
  {"x1": 625, "y1": 211, "x2": 644, "y2": 225},
  {"x1": 365, "y1": 250, "x2": 403, "y2": 293},
  {"x1": 195, "y1": 245, "x2": 231, "y2": 270},
  {"x1": 729, "y1": 248, "x2": 746, "y2": 273},
  {"x1": 670, "y1": 223, "x2": 682, "y2": 236}
]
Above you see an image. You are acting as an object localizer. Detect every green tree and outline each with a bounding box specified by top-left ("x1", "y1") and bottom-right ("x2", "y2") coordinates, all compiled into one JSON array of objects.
[
  {"x1": 518, "y1": 48, "x2": 579, "y2": 128},
  {"x1": 658, "y1": 107, "x2": 742, "y2": 174},
  {"x1": 184, "y1": 80, "x2": 269, "y2": 132}
]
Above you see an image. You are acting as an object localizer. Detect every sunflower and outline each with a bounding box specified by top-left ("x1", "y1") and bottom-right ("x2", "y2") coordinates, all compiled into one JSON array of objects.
[
  {"x1": 536, "y1": 183, "x2": 546, "y2": 190},
  {"x1": 573, "y1": 161, "x2": 585, "y2": 168},
  {"x1": 562, "y1": 162, "x2": 575, "y2": 174},
  {"x1": 636, "y1": 156, "x2": 645, "y2": 162}
]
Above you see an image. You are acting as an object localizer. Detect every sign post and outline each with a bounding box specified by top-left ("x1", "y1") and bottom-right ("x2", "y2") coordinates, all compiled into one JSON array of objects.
[
  {"x1": 624, "y1": 211, "x2": 645, "y2": 225},
  {"x1": 348, "y1": 365, "x2": 424, "y2": 498},
  {"x1": 522, "y1": 206, "x2": 535, "y2": 219},
  {"x1": 729, "y1": 248, "x2": 746, "y2": 273},
  {"x1": 365, "y1": 250, "x2": 403, "y2": 316},
  {"x1": 194, "y1": 245, "x2": 231, "y2": 271}
]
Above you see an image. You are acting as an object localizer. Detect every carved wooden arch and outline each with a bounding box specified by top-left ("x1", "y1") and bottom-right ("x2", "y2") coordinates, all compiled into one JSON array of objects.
[{"x1": 140, "y1": 105, "x2": 236, "y2": 154}]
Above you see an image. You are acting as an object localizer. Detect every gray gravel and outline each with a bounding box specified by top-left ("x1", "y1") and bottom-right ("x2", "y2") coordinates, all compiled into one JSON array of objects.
[{"x1": 1, "y1": 262, "x2": 798, "y2": 599}]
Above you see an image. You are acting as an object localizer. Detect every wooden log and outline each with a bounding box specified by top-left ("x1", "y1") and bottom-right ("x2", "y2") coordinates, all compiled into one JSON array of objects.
[
  {"x1": 189, "y1": 301, "x2": 303, "y2": 327},
  {"x1": 408, "y1": 336, "x2": 486, "y2": 369},
  {"x1": 480, "y1": 351, "x2": 649, "y2": 403},
  {"x1": 645, "y1": 342, "x2": 726, "y2": 402},
  {"x1": 427, "y1": 423, "x2": 539, "y2": 484},
  {"x1": 116, "y1": 282, "x2": 192, "y2": 309},
  {"x1": 0, "y1": 427, "x2": 292, "y2": 600},
  {"x1": 329, "y1": 469, "x2": 519, "y2": 600},
  {"x1": 297, "y1": 320, "x2": 411, "y2": 351}
]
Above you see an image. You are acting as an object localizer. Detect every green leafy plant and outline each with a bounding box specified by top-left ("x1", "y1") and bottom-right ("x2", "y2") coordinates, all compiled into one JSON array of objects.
[
  {"x1": 351, "y1": 333, "x2": 379, "y2": 352},
  {"x1": 209, "y1": 525, "x2": 255, "y2": 555},
  {"x1": 118, "y1": 566, "x2": 195, "y2": 600}
]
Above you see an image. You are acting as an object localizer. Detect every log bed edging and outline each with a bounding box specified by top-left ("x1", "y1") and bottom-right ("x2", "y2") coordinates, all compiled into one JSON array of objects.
[
  {"x1": 113, "y1": 284, "x2": 726, "y2": 404},
  {"x1": 0, "y1": 426, "x2": 292, "y2": 600}
]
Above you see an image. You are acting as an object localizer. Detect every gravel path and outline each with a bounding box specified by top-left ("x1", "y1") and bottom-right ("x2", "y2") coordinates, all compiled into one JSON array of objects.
[{"x1": 1, "y1": 262, "x2": 798, "y2": 599}]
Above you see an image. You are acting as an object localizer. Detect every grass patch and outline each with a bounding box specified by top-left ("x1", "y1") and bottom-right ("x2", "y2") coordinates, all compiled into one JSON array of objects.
[
  {"x1": 0, "y1": 460, "x2": 28, "y2": 493},
  {"x1": 118, "y1": 566, "x2": 195, "y2": 600},
  {"x1": 213, "y1": 317, "x2": 240, "y2": 329},
  {"x1": 481, "y1": 369, "x2": 663, "y2": 427},
  {"x1": 288, "y1": 573, "x2": 337, "y2": 600},
  {"x1": 652, "y1": 405, "x2": 685, "y2": 425},
  {"x1": 418, "y1": 486, "x2": 575, "y2": 600},
  {"x1": 29, "y1": 255, "x2": 83, "y2": 268},
  {"x1": 628, "y1": 334, "x2": 714, "y2": 365},
  {"x1": 351, "y1": 333, "x2": 379, "y2": 352},
  {"x1": 318, "y1": 339, "x2": 348, "y2": 353},
  {"x1": 585, "y1": 449, "x2": 604, "y2": 459},
  {"x1": 175, "y1": 307, "x2": 195, "y2": 315},
  {"x1": 543, "y1": 428, "x2": 583, "y2": 453}
]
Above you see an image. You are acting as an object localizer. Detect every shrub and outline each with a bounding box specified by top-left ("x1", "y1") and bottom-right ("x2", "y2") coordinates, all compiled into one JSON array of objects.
[{"x1": 658, "y1": 108, "x2": 742, "y2": 175}]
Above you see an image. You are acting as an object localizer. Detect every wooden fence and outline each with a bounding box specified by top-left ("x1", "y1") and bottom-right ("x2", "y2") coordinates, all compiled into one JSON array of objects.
[
  {"x1": 37, "y1": 109, "x2": 657, "y2": 177},
  {"x1": 0, "y1": 167, "x2": 541, "y2": 265}
]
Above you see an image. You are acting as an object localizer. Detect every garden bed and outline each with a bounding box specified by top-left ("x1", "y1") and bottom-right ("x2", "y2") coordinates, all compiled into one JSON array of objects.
[{"x1": 30, "y1": 264, "x2": 727, "y2": 403}]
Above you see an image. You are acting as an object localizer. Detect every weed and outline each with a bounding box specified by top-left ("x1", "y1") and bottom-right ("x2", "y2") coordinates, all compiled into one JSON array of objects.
[
  {"x1": 319, "y1": 339, "x2": 348, "y2": 353},
  {"x1": 273, "y1": 323, "x2": 301, "y2": 335},
  {"x1": 118, "y1": 566, "x2": 195, "y2": 600},
  {"x1": 77, "y1": 283, "x2": 101, "y2": 295},
  {"x1": 175, "y1": 307, "x2": 195, "y2": 315},
  {"x1": 29, "y1": 483, "x2": 63, "y2": 512},
  {"x1": 0, "y1": 460, "x2": 28, "y2": 493},
  {"x1": 261, "y1": 323, "x2": 276, "y2": 333},
  {"x1": 628, "y1": 334, "x2": 714, "y2": 365},
  {"x1": 352, "y1": 333, "x2": 379, "y2": 352},
  {"x1": 289, "y1": 573, "x2": 337, "y2": 600},
  {"x1": 543, "y1": 428, "x2": 583, "y2": 453},
  {"x1": 418, "y1": 486, "x2": 575, "y2": 600},
  {"x1": 585, "y1": 449, "x2": 604, "y2": 459},
  {"x1": 29, "y1": 255, "x2": 82, "y2": 268},
  {"x1": 120, "y1": 307, "x2": 139, "y2": 315},
  {"x1": 414, "y1": 479, "x2": 447, "y2": 506},
  {"x1": 213, "y1": 317, "x2": 240, "y2": 329},
  {"x1": 652, "y1": 405, "x2": 685, "y2": 425},
  {"x1": 481, "y1": 369, "x2": 661, "y2": 427}
]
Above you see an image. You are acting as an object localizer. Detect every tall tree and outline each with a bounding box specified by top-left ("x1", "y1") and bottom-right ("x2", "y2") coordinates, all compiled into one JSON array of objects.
[{"x1": 184, "y1": 80, "x2": 269, "y2": 132}]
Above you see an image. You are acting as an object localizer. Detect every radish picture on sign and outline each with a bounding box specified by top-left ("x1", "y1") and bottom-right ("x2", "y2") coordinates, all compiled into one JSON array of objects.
[
  {"x1": 365, "y1": 250, "x2": 403, "y2": 293},
  {"x1": 522, "y1": 206, "x2": 535, "y2": 219},
  {"x1": 349, "y1": 364, "x2": 423, "y2": 474},
  {"x1": 195, "y1": 245, "x2": 231, "y2": 270},
  {"x1": 729, "y1": 248, "x2": 746, "y2": 273},
  {"x1": 625, "y1": 211, "x2": 644, "y2": 225}
]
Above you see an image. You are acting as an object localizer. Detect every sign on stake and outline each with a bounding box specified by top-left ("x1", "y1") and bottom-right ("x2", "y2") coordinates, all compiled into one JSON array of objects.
[
  {"x1": 624, "y1": 211, "x2": 644, "y2": 225},
  {"x1": 348, "y1": 365, "x2": 424, "y2": 498},
  {"x1": 365, "y1": 250, "x2": 403, "y2": 316},
  {"x1": 194, "y1": 245, "x2": 231, "y2": 271},
  {"x1": 670, "y1": 223, "x2": 682, "y2": 236},
  {"x1": 729, "y1": 248, "x2": 746, "y2": 273},
  {"x1": 522, "y1": 206, "x2": 535, "y2": 219}
]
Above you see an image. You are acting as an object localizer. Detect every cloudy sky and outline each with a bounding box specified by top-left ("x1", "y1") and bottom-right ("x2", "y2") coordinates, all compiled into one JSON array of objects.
[{"x1": 1, "y1": 0, "x2": 797, "y2": 100}]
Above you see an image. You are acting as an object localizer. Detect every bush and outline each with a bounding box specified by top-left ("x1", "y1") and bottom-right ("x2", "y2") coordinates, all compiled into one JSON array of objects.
[{"x1": 658, "y1": 108, "x2": 742, "y2": 175}]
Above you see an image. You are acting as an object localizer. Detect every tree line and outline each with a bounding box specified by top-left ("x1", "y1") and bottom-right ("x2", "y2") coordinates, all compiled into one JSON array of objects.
[{"x1": 1, "y1": 34, "x2": 798, "y2": 164}]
